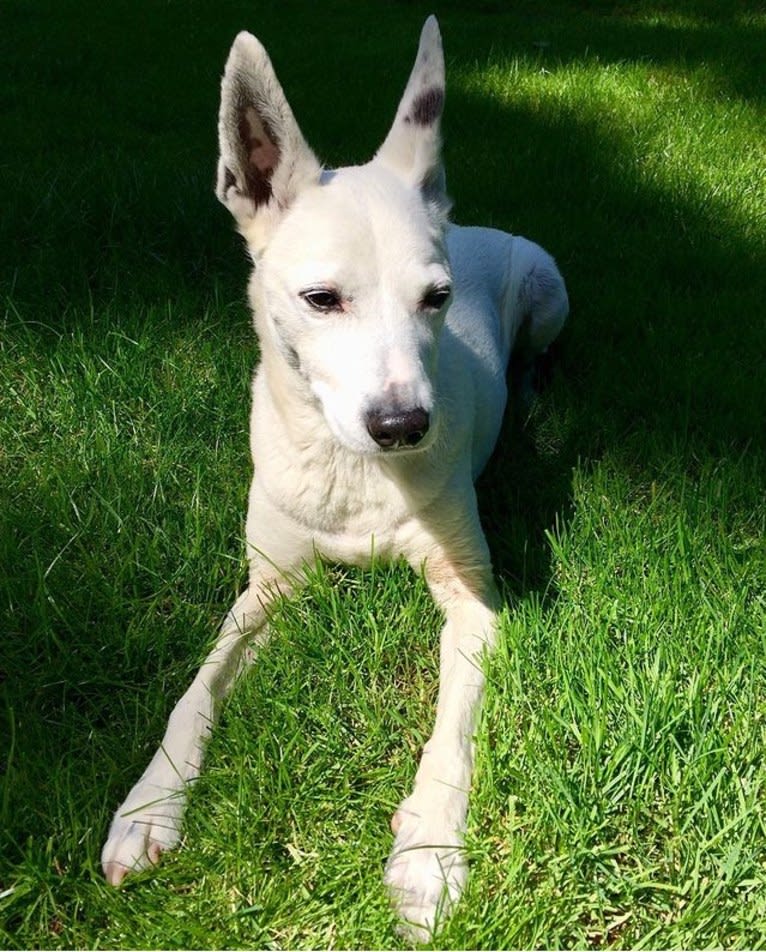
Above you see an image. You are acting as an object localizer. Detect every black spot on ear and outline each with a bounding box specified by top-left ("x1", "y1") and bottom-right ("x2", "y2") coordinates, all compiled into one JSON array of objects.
[
  {"x1": 410, "y1": 86, "x2": 444, "y2": 126},
  {"x1": 223, "y1": 166, "x2": 236, "y2": 191}
]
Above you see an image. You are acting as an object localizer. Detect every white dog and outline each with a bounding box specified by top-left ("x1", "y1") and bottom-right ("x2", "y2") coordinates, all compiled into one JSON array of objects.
[{"x1": 101, "y1": 16, "x2": 568, "y2": 941}]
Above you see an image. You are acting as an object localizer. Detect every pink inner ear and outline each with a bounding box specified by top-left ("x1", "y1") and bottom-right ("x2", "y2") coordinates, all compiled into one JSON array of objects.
[{"x1": 242, "y1": 107, "x2": 280, "y2": 175}]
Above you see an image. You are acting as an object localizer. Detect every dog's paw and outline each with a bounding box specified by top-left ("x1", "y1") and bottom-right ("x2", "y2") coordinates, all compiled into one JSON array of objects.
[
  {"x1": 101, "y1": 781, "x2": 186, "y2": 886},
  {"x1": 384, "y1": 794, "x2": 468, "y2": 943}
]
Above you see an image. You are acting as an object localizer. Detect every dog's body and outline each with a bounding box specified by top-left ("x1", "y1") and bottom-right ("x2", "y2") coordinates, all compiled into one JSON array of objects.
[{"x1": 101, "y1": 18, "x2": 568, "y2": 940}]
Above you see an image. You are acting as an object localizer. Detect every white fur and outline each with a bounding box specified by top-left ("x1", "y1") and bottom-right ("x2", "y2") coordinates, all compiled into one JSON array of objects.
[{"x1": 101, "y1": 16, "x2": 568, "y2": 942}]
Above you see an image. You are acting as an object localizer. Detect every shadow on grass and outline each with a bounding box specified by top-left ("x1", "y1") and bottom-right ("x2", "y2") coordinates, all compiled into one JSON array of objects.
[{"x1": 2, "y1": 0, "x2": 764, "y2": 322}]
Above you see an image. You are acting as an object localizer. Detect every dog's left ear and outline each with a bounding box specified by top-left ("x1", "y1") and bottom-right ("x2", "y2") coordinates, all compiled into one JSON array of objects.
[
  {"x1": 216, "y1": 31, "x2": 323, "y2": 250},
  {"x1": 374, "y1": 15, "x2": 447, "y2": 211}
]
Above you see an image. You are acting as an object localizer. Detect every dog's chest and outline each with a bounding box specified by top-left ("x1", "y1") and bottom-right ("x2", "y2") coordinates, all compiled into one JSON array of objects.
[{"x1": 258, "y1": 436, "x2": 444, "y2": 564}]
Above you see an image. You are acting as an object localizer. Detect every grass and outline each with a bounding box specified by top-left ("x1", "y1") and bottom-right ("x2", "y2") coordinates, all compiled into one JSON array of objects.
[{"x1": 1, "y1": 0, "x2": 765, "y2": 947}]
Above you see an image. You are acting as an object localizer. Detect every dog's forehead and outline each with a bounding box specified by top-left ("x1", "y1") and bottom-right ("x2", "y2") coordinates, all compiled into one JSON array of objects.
[{"x1": 264, "y1": 164, "x2": 447, "y2": 284}]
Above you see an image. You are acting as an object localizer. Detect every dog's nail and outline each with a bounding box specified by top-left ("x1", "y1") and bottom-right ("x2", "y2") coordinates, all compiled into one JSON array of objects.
[{"x1": 104, "y1": 861, "x2": 128, "y2": 887}]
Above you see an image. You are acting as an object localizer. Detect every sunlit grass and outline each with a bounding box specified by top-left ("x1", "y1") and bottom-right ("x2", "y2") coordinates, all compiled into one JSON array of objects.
[{"x1": 458, "y1": 55, "x2": 765, "y2": 241}]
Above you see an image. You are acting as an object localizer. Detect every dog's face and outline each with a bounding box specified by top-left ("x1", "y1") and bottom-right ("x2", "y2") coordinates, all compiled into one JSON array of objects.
[
  {"x1": 256, "y1": 165, "x2": 451, "y2": 454},
  {"x1": 216, "y1": 18, "x2": 451, "y2": 456}
]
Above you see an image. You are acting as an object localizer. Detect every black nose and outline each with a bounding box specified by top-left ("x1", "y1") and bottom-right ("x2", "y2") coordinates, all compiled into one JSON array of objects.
[{"x1": 365, "y1": 407, "x2": 430, "y2": 449}]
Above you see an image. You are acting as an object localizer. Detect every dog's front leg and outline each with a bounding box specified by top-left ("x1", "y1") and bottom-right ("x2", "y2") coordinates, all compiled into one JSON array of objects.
[
  {"x1": 385, "y1": 512, "x2": 500, "y2": 941},
  {"x1": 102, "y1": 488, "x2": 309, "y2": 886},
  {"x1": 100, "y1": 576, "x2": 284, "y2": 885}
]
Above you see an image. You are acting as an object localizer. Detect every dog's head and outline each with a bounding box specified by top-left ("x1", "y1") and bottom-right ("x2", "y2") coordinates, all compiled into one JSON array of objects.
[{"x1": 216, "y1": 17, "x2": 452, "y2": 456}]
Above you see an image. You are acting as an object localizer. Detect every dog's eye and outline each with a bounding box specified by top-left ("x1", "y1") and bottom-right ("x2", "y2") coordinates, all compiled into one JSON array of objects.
[
  {"x1": 421, "y1": 286, "x2": 452, "y2": 311},
  {"x1": 300, "y1": 288, "x2": 342, "y2": 312}
]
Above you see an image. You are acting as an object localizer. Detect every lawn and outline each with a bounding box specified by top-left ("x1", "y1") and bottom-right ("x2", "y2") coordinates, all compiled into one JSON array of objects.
[{"x1": 1, "y1": 0, "x2": 765, "y2": 947}]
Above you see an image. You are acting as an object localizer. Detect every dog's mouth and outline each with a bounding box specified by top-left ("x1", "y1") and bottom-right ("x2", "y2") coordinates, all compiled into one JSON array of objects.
[{"x1": 374, "y1": 438, "x2": 432, "y2": 457}]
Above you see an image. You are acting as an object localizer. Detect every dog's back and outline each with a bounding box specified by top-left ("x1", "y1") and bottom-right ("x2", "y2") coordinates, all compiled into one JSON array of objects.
[{"x1": 442, "y1": 225, "x2": 568, "y2": 477}]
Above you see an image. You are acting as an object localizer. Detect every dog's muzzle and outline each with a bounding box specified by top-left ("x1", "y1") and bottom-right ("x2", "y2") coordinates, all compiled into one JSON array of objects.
[{"x1": 365, "y1": 406, "x2": 430, "y2": 450}]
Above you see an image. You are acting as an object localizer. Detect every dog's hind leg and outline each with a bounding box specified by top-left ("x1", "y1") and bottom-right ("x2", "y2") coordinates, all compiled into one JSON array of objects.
[
  {"x1": 102, "y1": 492, "x2": 309, "y2": 885},
  {"x1": 508, "y1": 239, "x2": 569, "y2": 411},
  {"x1": 385, "y1": 491, "x2": 500, "y2": 941}
]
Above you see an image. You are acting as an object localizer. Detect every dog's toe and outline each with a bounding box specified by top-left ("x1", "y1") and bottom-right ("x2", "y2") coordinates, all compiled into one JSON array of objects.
[
  {"x1": 384, "y1": 800, "x2": 467, "y2": 942},
  {"x1": 103, "y1": 859, "x2": 129, "y2": 888},
  {"x1": 101, "y1": 816, "x2": 175, "y2": 885},
  {"x1": 385, "y1": 845, "x2": 466, "y2": 943},
  {"x1": 101, "y1": 783, "x2": 185, "y2": 885}
]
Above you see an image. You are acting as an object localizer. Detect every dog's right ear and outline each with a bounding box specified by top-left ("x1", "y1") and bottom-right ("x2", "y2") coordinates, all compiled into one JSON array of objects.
[{"x1": 216, "y1": 32, "x2": 322, "y2": 251}]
